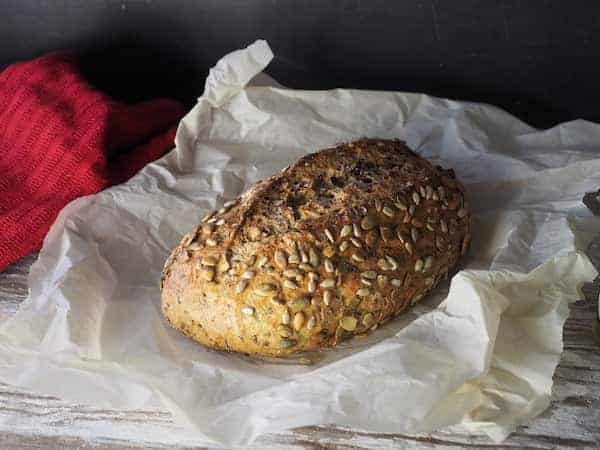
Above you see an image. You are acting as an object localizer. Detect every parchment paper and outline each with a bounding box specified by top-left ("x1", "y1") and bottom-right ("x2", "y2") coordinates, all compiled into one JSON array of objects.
[{"x1": 0, "y1": 40, "x2": 598, "y2": 446}]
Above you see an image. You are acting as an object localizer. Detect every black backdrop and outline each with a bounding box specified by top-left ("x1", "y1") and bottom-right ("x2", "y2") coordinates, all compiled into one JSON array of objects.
[{"x1": 1, "y1": 0, "x2": 600, "y2": 129}]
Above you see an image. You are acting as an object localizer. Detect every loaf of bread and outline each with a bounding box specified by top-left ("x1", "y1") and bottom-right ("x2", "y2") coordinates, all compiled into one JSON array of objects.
[{"x1": 160, "y1": 139, "x2": 471, "y2": 356}]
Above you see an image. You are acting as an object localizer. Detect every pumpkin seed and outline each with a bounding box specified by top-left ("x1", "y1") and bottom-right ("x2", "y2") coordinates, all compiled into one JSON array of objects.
[
  {"x1": 362, "y1": 313, "x2": 375, "y2": 327},
  {"x1": 278, "y1": 324, "x2": 293, "y2": 337},
  {"x1": 340, "y1": 316, "x2": 358, "y2": 331},
  {"x1": 356, "y1": 288, "x2": 371, "y2": 297},
  {"x1": 280, "y1": 339, "x2": 296, "y2": 349},
  {"x1": 361, "y1": 270, "x2": 377, "y2": 279}
]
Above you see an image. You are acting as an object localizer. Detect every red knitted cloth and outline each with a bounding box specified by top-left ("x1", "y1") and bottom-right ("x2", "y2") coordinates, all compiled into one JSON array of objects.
[{"x1": 0, "y1": 52, "x2": 185, "y2": 272}]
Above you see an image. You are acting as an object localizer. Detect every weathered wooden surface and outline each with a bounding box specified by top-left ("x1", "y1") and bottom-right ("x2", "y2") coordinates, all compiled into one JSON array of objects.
[{"x1": 1, "y1": 252, "x2": 599, "y2": 449}]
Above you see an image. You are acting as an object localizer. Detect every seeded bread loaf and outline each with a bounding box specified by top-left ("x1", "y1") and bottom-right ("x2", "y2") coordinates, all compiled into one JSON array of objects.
[{"x1": 160, "y1": 139, "x2": 471, "y2": 356}]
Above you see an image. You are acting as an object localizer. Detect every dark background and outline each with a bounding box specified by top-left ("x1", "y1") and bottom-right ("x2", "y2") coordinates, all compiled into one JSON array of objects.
[{"x1": 1, "y1": 0, "x2": 599, "y2": 129}]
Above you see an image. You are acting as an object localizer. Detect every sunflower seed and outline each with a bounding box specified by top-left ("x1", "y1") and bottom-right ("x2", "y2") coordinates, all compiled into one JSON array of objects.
[
  {"x1": 438, "y1": 186, "x2": 446, "y2": 200},
  {"x1": 217, "y1": 207, "x2": 227, "y2": 215},
  {"x1": 436, "y1": 235, "x2": 445, "y2": 250},
  {"x1": 201, "y1": 256, "x2": 217, "y2": 266},
  {"x1": 377, "y1": 274, "x2": 388, "y2": 287},
  {"x1": 300, "y1": 249, "x2": 309, "y2": 264},
  {"x1": 432, "y1": 192, "x2": 439, "y2": 201},
  {"x1": 425, "y1": 185, "x2": 434, "y2": 200},
  {"x1": 308, "y1": 272, "x2": 319, "y2": 280},
  {"x1": 419, "y1": 186, "x2": 427, "y2": 198},
  {"x1": 409, "y1": 204, "x2": 416, "y2": 216},
  {"x1": 293, "y1": 312, "x2": 305, "y2": 330},
  {"x1": 356, "y1": 288, "x2": 371, "y2": 297},
  {"x1": 201, "y1": 223, "x2": 214, "y2": 235},
  {"x1": 353, "y1": 223, "x2": 362, "y2": 238},
  {"x1": 361, "y1": 270, "x2": 377, "y2": 279},
  {"x1": 395, "y1": 199, "x2": 408, "y2": 211},
  {"x1": 201, "y1": 212, "x2": 214, "y2": 223},
  {"x1": 361, "y1": 215, "x2": 376, "y2": 230},
  {"x1": 457, "y1": 207, "x2": 468, "y2": 218},
  {"x1": 254, "y1": 283, "x2": 277, "y2": 295},
  {"x1": 207, "y1": 217, "x2": 217, "y2": 224},
  {"x1": 216, "y1": 218, "x2": 225, "y2": 226},
  {"x1": 236, "y1": 280, "x2": 249, "y2": 294},
  {"x1": 306, "y1": 316, "x2": 316, "y2": 329},
  {"x1": 404, "y1": 241, "x2": 414, "y2": 254},
  {"x1": 324, "y1": 228, "x2": 335, "y2": 243},
  {"x1": 205, "y1": 238, "x2": 217, "y2": 247},
  {"x1": 241, "y1": 270, "x2": 255, "y2": 279},
  {"x1": 284, "y1": 279, "x2": 298, "y2": 289},
  {"x1": 299, "y1": 263, "x2": 313, "y2": 272},
  {"x1": 324, "y1": 258, "x2": 334, "y2": 273},
  {"x1": 350, "y1": 237, "x2": 362, "y2": 248},
  {"x1": 280, "y1": 339, "x2": 296, "y2": 349},
  {"x1": 224, "y1": 200, "x2": 236, "y2": 208},
  {"x1": 377, "y1": 258, "x2": 392, "y2": 271},
  {"x1": 278, "y1": 324, "x2": 293, "y2": 337},
  {"x1": 289, "y1": 297, "x2": 309, "y2": 312},
  {"x1": 339, "y1": 240, "x2": 349, "y2": 252},
  {"x1": 362, "y1": 313, "x2": 375, "y2": 328},
  {"x1": 351, "y1": 253, "x2": 365, "y2": 263},
  {"x1": 374, "y1": 199, "x2": 383, "y2": 212},
  {"x1": 284, "y1": 269, "x2": 301, "y2": 278},
  {"x1": 426, "y1": 224, "x2": 435, "y2": 231},
  {"x1": 385, "y1": 255, "x2": 399, "y2": 270},
  {"x1": 414, "y1": 258, "x2": 424, "y2": 272},
  {"x1": 323, "y1": 290, "x2": 332, "y2": 305},
  {"x1": 340, "y1": 224, "x2": 352, "y2": 238},
  {"x1": 411, "y1": 218, "x2": 423, "y2": 228},
  {"x1": 200, "y1": 268, "x2": 215, "y2": 281},
  {"x1": 341, "y1": 316, "x2": 357, "y2": 331},
  {"x1": 274, "y1": 250, "x2": 287, "y2": 269},
  {"x1": 241, "y1": 306, "x2": 255, "y2": 316},
  {"x1": 308, "y1": 279, "x2": 317, "y2": 293},
  {"x1": 412, "y1": 192, "x2": 421, "y2": 205},
  {"x1": 309, "y1": 248, "x2": 320, "y2": 267},
  {"x1": 257, "y1": 256, "x2": 268, "y2": 268},
  {"x1": 361, "y1": 278, "x2": 372, "y2": 286},
  {"x1": 440, "y1": 219, "x2": 448, "y2": 233},
  {"x1": 424, "y1": 256, "x2": 434, "y2": 271},
  {"x1": 391, "y1": 278, "x2": 402, "y2": 287},
  {"x1": 411, "y1": 228, "x2": 419, "y2": 243},
  {"x1": 320, "y1": 278, "x2": 335, "y2": 288},
  {"x1": 379, "y1": 226, "x2": 391, "y2": 242},
  {"x1": 381, "y1": 206, "x2": 395, "y2": 217},
  {"x1": 271, "y1": 297, "x2": 285, "y2": 306}
]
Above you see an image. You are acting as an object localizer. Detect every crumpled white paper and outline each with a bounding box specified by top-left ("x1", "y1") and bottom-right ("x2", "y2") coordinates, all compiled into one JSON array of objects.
[{"x1": 0, "y1": 40, "x2": 598, "y2": 445}]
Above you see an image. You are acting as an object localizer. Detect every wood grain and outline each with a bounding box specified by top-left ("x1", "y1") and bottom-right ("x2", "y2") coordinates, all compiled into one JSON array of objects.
[{"x1": 1, "y1": 252, "x2": 599, "y2": 450}]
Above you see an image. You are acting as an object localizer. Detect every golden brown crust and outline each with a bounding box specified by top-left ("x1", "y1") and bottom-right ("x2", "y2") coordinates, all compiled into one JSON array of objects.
[{"x1": 160, "y1": 139, "x2": 471, "y2": 356}]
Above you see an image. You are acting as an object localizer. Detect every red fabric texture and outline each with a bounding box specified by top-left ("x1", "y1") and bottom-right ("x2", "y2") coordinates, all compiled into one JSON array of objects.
[{"x1": 0, "y1": 52, "x2": 185, "y2": 272}]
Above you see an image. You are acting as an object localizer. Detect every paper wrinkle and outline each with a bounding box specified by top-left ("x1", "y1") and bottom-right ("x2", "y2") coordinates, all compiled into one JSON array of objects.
[{"x1": 0, "y1": 40, "x2": 598, "y2": 445}]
